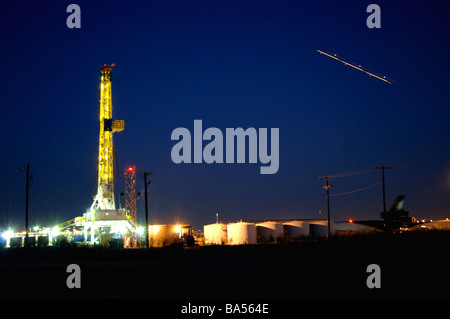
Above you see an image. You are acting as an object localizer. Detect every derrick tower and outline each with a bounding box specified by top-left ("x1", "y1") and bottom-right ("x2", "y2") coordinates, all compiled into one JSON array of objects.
[
  {"x1": 91, "y1": 64, "x2": 125, "y2": 211},
  {"x1": 124, "y1": 166, "x2": 137, "y2": 225}
]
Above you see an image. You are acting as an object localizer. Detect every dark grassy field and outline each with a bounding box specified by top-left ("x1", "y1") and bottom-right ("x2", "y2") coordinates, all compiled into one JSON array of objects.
[{"x1": 1, "y1": 231, "x2": 449, "y2": 300}]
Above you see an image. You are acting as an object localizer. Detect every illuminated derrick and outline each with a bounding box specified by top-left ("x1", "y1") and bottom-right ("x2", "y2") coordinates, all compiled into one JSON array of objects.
[
  {"x1": 124, "y1": 166, "x2": 137, "y2": 225},
  {"x1": 91, "y1": 64, "x2": 125, "y2": 211}
]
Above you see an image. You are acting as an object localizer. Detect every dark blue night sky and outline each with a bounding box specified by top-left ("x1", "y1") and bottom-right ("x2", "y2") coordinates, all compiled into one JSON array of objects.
[{"x1": 1, "y1": 0, "x2": 449, "y2": 230}]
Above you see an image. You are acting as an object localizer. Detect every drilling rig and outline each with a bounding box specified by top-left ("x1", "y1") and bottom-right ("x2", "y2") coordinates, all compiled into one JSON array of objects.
[
  {"x1": 91, "y1": 63, "x2": 125, "y2": 211},
  {"x1": 84, "y1": 64, "x2": 134, "y2": 244}
]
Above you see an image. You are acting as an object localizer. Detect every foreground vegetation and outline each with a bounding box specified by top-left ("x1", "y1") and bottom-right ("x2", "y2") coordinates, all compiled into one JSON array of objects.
[{"x1": 1, "y1": 230, "x2": 449, "y2": 299}]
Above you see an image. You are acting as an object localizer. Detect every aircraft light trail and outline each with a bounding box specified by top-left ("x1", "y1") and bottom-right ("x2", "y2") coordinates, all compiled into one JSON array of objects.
[{"x1": 317, "y1": 50, "x2": 393, "y2": 84}]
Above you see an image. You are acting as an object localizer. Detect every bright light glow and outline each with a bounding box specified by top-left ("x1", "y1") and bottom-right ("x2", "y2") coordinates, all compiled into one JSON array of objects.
[
  {"x1": 128, "y1": 167, "x2": 134, "y2": 171},
  {"x1": 111, "y1": 222, "x2": 128, "y2": 235},
  {"x1": 137, "y1": 226, "x2": 144, "y2": 235},
  {"x1": 2, "y1": 229, "x2": 13, "y2": 240},
  {"x1": 33, "y1": 226, "x2": 39, "y2": 231},
  {"x1": 119, "y1": 222, "x2": 127, "y2": 234},
  {"x1": 349, "y1": 219, "x2": 354, "y2": 223},
  {"x1": 150, "y1": 225, "x2": 159, "y2": 234},
  {"x1": 51, "y1": 226, "x2": 60, "y2": 236},
  {"x1": 174, "y1": 225, "x2": 181, "y2": 233}
]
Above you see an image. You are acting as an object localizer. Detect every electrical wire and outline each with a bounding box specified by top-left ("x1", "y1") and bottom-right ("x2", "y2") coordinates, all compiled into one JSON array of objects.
[
  {"x1": 34, "y1": 165, "x2": 94, "y2": 174},
  {"x1": 330, "y1": 181, "x2": 380, "y2": 197},
  {"x1": 327, "y1": 167, "x2": 375, "y2": 179}
]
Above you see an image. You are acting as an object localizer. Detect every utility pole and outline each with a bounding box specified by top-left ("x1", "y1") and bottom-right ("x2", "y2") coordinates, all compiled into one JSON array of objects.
[
  {"x1": 142, "y1": 172, "x2": 152, "y2": 248},
  {"x1": 375, "y1": 166, "x2": 393, "y2": 213},
  {"x1": 319, "y1": 176, "x2": 333, "y2": 238},
  {"x1": 22, "y1": 164, "x2": 32, "y2": 247}
]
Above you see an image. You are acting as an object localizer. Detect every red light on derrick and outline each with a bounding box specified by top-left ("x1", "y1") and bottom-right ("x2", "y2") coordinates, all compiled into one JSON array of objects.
[
  {"x1": 128, "y1": 167, "x2": 134, "y2": 171},
  {"x1": 349, "y1": 219, "x2": 354, "y2": 223}
]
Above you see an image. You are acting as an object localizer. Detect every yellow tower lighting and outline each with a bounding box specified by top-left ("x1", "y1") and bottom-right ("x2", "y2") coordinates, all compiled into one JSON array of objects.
[{"x1": 91, "y1": 63, "x2": 125, "y2": 211}]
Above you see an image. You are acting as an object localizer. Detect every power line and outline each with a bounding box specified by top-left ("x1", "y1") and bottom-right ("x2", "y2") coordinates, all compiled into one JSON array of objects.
[
  {"x1": 319, "y1": 176, "x2": 333, "y2": 237},
  {"x1": 329, "y1": 168, "x2": 375, "y2": 178},
  {"x1": 142, "y1": 172, "x2": 152, "y2": 249},
  {"x1": 375, "y1": 166, "x2": 393, "y2": 213},
  {"x1": 330, "y1": 181, "x2": 381, "y2": 197},
  {"x1": 21, "y1": 164, "x2": 31, "y2": 245},
  {"x1": 34, "y1": 165, "x2": 94, "y2": 174}
]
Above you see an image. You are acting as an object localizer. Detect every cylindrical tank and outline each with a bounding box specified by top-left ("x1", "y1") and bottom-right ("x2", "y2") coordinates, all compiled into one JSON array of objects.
[
  {"x1": 9, "y1": 237, "x2": 23, "y2": 248},
  {"x1": 227, "y1": 222, "x2": 256, "y2": 245},
  {"x1": 256, "y1": 222, "x2": 283, "y2": 242},
  {"x1": 310, "y1": 220, "x2": 334, "y2": 237},
  {"x1": 283, "y1": 221, "x2": 309, "y2": 237},
  {"x1": 204, "y1": 223, "x2": 227, "y2": 245}
]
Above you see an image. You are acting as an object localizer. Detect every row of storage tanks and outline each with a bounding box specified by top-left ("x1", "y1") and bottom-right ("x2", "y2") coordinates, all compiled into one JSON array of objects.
[{"x1": 204, "y1": 220, "x2": 331, "y2": 245}]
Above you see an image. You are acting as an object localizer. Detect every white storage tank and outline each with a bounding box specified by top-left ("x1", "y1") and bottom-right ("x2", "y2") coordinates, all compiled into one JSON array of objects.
[
  {"x1": 334, "y1": 221, "x2": 380, "y2": 233},
  {"x1": 256, "y1": 222, "x2": 284, "y2": 242},
  {"x1": 204, "y1": 223, "x2": 227, "y2": 245},
  {"x1": 283, "y1": 221, "x2": 309, "y2": 237},
  {"x1": 310, "y1": 220, "x2": 334, "y2": 237},
  {"x1": 227, "y1": 222, "x2": 257, "y2": 245}
]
